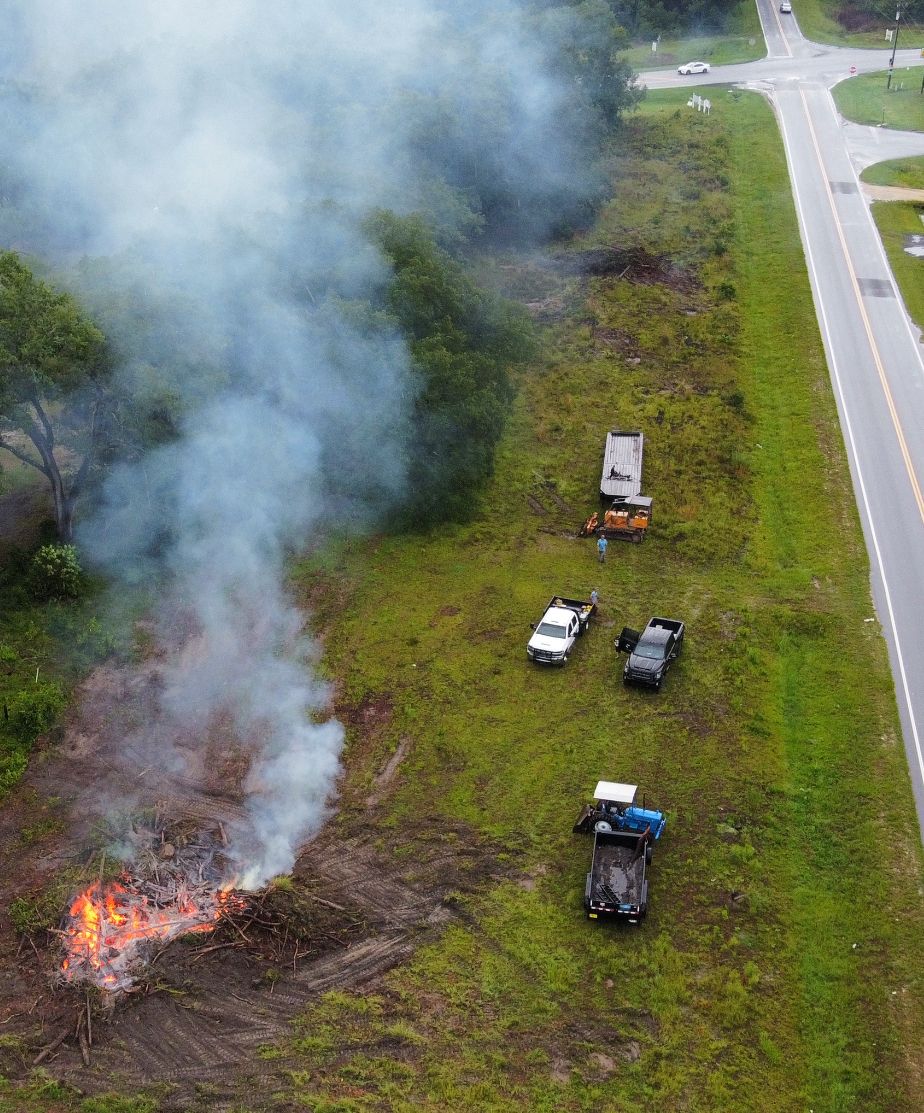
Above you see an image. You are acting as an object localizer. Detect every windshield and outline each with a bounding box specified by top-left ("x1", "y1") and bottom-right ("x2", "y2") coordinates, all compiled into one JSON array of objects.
[
  {"x1": 634, "y1": 644, "x2": 665, "y2": 660},
  {"x1": 536, "y1": 622, "x2": 567, "y2": 639}
]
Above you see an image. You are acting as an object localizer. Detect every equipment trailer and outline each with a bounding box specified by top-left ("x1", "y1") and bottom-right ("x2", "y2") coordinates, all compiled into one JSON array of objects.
[
  {"x1": 583, "y1": 430, "x2": 652, "y2": 543},
  {"x1": 573, "y1": 781, "x2": 666, "y2": 923}
]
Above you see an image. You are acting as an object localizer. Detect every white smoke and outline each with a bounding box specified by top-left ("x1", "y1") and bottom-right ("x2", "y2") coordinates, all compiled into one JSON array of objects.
[{"x1": 0, "y1": 1, "x2": 590, "y2": 887}]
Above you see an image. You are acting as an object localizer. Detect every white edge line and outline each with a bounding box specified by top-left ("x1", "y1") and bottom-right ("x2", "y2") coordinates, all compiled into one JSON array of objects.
[
  {"x1": 774, "y1": 90, "x2": 924, "y2": 794},
  {"x1": 831, "y1": 85, "x2": 924, "y2": 374}
]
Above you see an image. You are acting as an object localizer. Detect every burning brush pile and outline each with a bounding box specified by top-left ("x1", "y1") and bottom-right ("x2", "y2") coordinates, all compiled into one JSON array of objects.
[{"x1": 59, "y1": 818, "x2": 246, "y2": 993}]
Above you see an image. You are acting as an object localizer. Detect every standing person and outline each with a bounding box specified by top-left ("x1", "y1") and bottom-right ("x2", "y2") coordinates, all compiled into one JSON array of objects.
[
  {"x1": 597, "y1": 535, "x2": 608, "y2": 564},
  {"x1": 590, "y1": 589, "x2": 599, "y2": 607}
]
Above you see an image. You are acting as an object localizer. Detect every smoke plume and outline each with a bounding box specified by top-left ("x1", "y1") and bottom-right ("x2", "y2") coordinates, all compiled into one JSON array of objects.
[{"x1": 0, "y1": 1, "x2": 592, "y2": 886}]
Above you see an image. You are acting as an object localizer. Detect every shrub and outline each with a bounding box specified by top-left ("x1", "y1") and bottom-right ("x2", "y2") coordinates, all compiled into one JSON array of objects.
[
  {"x1": 5, "y1": 681, "x2": 65, "y2": 743},
  {"x1": 28, "y1": 543, "x2": 83, "y2": 601}
]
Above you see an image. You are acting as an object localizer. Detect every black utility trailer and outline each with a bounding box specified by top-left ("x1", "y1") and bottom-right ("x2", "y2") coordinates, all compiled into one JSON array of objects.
[{"x1": 585, "y1": 828, "x2": 651, "y2": 924}]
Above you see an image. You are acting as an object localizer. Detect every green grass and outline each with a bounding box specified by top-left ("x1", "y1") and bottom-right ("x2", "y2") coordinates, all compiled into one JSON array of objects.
[
  {"x1": 861, "y1": 155, "x2": 924, "y2": 188},
  {"x1": 794, "y1": 0, "x2": 918, "y2": 49},
  {"x1": 870, "y1": 199, "x2": 924, "y2": 329},
  {"x1": 623, "y1": 1, "x2": 763, "y2": 70},
  {"x1": 833, "y1": 71, "x2": 924, "y2": 131},
  {"x1": 271, "y1": 88, "x2": 924, "y2": 1111}
]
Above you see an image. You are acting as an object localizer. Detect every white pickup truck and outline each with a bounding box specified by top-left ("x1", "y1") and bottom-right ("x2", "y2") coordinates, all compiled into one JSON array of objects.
[{"x1": 526, "y1": 596, "x2": 596, "y2": 665}]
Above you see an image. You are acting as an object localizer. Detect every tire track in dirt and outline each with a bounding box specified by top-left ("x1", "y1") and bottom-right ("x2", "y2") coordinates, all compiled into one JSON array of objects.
[{"x1": 37, "y1": 825, "x2": 488, "y2": 1107}]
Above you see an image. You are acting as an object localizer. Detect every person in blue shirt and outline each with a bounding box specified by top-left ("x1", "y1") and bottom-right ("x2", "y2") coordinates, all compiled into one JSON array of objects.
[{"x1": 597, "y1": 535, "x2": 608, "y2": 563}]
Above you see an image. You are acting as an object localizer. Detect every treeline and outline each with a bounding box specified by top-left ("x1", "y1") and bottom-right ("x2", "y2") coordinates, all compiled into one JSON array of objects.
[
  {"x1": 833, "y1": 0, "x2": 923, "y2": 32},
  {"x1": 558, "y1": 0, "x2": 745, "y2": 37}
]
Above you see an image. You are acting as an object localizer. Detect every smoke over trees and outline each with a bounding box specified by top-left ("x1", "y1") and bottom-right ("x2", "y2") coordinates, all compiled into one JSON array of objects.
[
  {"x1": 0, "y1": 1, "x2": 640, "y2": 885},
  {"x1": 585, "y1": 0, "x2": 745, "y2": 37},
  {"x1": 0, "y1": 252, "x2": 109, "y2": 542}
]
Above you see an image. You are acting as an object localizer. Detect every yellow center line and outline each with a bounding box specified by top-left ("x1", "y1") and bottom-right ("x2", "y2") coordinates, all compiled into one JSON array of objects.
[
  {"x1": 771, "y1": 2, "x2": 794, "y2": 59},
  {"x1": 799, "y1": 87, "x2": 924, "y2": 525}
]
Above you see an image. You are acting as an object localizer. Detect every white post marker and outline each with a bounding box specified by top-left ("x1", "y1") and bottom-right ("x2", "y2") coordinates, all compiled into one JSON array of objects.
[{"x1": 652, "y1": 40, "x2": 657, "y2": 53}]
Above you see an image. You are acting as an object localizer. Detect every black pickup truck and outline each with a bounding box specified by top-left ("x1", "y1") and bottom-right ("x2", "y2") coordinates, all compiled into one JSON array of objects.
[{"x1": 618, "y1": 617, "x2": 684, "y2": 691}]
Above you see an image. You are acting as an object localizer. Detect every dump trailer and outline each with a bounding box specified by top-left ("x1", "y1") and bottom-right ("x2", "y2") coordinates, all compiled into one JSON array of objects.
[
  {"x1": 573, "y1": 781, "x2": 666, "y2": 924},
  {"x1": 527, "y1": 596, "x2": 596, "y2": 665},
  {"x1": 595, "y1": 430, "x2": 652, "y2": 542}
]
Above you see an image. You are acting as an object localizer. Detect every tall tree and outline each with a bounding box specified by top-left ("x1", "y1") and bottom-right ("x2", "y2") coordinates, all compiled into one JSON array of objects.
[{"x1": 0, "y1": 252, "x2": 108, "y2": 541}]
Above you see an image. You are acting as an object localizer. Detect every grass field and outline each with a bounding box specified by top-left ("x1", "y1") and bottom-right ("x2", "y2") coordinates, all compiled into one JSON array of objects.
[
  {"x1": 833, "y1": 71, "x2": 924, "y2": 131},
  {"x1": 1, "y1": 90, "x2": 923, "y2": 1112},
  {"x1": 794, "y1": 0, "x2": 917, "y2": 49},
  {"x1": 623, "y1": 1, "x2": 763, "y2": 70},
  {"x1": 264, "y1": 88, "x2": 924, "y2": 1111},
  {"x1": 870, "y1": 199, "x2": 924, "y2": 330},
  {"x1": 862, "y1": 155, "x2": 924, "y2": 188}
]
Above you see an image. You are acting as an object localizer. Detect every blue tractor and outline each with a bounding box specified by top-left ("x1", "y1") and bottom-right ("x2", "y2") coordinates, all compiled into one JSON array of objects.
[{"x1": 572, "y1": 781, "x2": 666, "y2": 839}]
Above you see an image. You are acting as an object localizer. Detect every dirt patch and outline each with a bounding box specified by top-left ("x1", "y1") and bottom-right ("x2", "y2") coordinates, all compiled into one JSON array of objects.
[
  {"x1": 523, "y1": 294, "x2": 568, "y2": 322},
  {"x1": 365, "y1": 736, "x2": 410, "y2": 807},
  {"x1": 1, "y1": 814, "x2": 498, "y2": 1109},
  {"x1": 591, "y1": 324, "x2": 640, "y2": 358},
  {"x1": 547, "y1": 246, "x2": 698, "y2": 293}
]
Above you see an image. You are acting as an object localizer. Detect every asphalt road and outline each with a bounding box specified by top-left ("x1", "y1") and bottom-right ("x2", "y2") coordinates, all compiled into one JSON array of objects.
[{"x1": 641, "y1": 11, "x2": 924, "y2": 834}]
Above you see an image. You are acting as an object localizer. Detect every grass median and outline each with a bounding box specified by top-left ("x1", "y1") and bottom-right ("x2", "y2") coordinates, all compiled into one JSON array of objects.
[
  {"x1": 870, "y1": 198, "x2": 924, "y2": 330},
  {"x1": 271, "y1": 88, "x2": 924, "y2": 1112},
  {"x1": 833, "y1": 71, "x2": 924, "y2": 131},
  {"x1": 862, "y1": 155, "x2": 924, "y2": 188}
]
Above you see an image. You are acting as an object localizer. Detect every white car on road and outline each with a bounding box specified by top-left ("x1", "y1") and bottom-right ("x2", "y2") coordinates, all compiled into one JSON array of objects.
[
  {"x1": 780, "y1": 1, "x2": 792, "y2": 12},
  {"x1": 678, "y1": 61, "x2": 711, "y2": 75}
]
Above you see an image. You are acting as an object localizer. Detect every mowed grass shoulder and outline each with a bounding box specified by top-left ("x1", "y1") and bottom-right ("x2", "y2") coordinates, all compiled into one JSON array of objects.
[
  {"x1": 870, "y1": 199, "x2": 924, "y2": 330},
  {"x1": 833, "y1": 71, "x2": 924, "y2": 131},
  {"x1": 279, "y1": 90, "x2": 924, "y2": 1111}
]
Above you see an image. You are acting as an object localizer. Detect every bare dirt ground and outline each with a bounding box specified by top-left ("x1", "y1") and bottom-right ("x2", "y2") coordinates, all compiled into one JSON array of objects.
[{"x1": 0, "y1": 657, "x2": 499, "y2": 1109}]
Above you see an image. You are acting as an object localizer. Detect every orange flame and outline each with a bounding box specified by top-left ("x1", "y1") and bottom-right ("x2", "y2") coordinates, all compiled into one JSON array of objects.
[{"x1": 60, "y1": 880, "x2": 245, "y2": 991}]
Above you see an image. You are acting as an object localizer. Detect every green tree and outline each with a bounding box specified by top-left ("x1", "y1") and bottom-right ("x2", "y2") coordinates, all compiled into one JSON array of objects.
[
  {"x1": 0, "y1": 252, "x2": 109, "y2": 541},
  {"x1": 366, "y1": 211, "x2": 533, "y2": 524}
]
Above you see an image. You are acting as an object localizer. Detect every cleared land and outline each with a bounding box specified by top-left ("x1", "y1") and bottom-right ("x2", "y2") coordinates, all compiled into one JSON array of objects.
[
  {"x1": 833, "y1": 71, "x2": 924, "y2": 131},
  {"x1": 272, "y1": 89, "x2": 924, "y2": 1110},
  {"x1": 870, "y1": 198, "x2": 924, "y2": 330},
  {"x1": 0, "y1": 90, "x2": 922, "y2": 1112}
]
